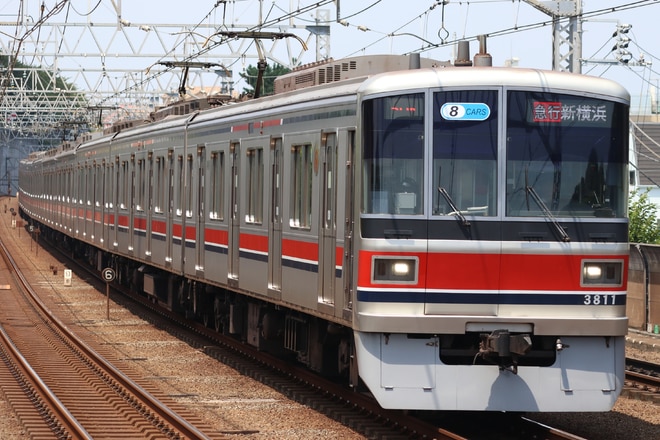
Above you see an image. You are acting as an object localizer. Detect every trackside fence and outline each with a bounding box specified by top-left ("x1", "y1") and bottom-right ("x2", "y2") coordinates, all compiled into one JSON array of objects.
[{"x1": 628, "y1": 244, "x2": 660, "y2": 333}]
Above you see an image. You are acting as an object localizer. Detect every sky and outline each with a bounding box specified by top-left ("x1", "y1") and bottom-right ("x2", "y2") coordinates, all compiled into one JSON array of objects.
[{"x1": 2, "y1": 0, "x2": 659, "y2": 113}]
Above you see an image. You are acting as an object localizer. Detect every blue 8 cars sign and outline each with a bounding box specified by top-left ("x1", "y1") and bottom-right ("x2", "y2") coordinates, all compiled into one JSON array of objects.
[{"x1": 440, "y1": 102, "x2": 491, "y2": 121}]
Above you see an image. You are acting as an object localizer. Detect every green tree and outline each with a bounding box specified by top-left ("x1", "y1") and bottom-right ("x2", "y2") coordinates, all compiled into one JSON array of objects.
[
  {"x1": 1, "y1": 55, "x2": 79, "y2": 97},
  {"x1": 239, "y1": 62, "x2": 291, "y2": 96},
  {"x1": 628, "y1": 189, "x2": 660, "y2": 243}
]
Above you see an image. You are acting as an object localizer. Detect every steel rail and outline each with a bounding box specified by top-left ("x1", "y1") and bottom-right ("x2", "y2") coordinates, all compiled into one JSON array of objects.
[
  {"x1": 0, "y1": 323, "x2": 92, "y2": 439},
  {"x1": 0, "y1": 236, "x2": 213, "y2": 440}
]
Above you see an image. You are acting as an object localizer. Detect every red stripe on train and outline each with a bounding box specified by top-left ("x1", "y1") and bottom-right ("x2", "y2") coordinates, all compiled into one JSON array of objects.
[{"x1": 358, "y1": 250, "x2": 627, "y2": 291}]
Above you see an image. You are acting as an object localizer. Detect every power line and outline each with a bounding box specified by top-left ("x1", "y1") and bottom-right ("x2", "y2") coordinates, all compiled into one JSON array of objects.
[{"x1": 343, "y1": 0, "x2": 660, "y2": 58}]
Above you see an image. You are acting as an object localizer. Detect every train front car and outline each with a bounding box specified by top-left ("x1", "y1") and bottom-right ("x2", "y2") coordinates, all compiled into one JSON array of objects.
[{"x1": 353, "y1": 67, "x2": 629, "y2": 412}]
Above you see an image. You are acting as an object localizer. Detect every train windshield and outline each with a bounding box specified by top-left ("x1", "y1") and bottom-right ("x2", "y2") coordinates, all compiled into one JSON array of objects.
[
  {"x1": 362, "y1": 89, "x2": 628, "y2": 219},
  {"x1": 432, "y1": 90, "x2": 498, "y2": 216},
  {"x1": 506, "y1": 91, "x2": 628, "y2": 218},
  {"x1": 362, "y1": 93, "x2": 425, "y2": 215}
]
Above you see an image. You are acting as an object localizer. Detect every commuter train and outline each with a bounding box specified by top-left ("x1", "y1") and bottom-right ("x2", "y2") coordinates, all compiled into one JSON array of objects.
[{"x1": 18, "y1": 41, "x2": 630, "y2": 412}]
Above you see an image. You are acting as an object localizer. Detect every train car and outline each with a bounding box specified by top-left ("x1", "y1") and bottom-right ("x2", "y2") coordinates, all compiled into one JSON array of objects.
[{"x1": 19, "y1": 40, "x2": 630, "y2": 412}]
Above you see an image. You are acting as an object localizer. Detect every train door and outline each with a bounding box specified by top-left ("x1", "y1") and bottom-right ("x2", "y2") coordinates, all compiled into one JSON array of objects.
[
  {"x1": 88, "y1": 162, "x2": 94, "y2": 239},
  {"x1": 206, "y1": 143, "x2": 228, "y2": 284},
  {"x1": 75, "y1": 163, "x2": 84, "y2": 238},
  {"x1": 268, "y1": 137, "x2": 283, "y2": 295},
  {"x1": 58, "y1": 169, "x2": 63, "y2": 228},
  {"x1": 83, "y1": 163, "x2": 91, "y2": 237},
  {"x1": 84, "y1": 162, "x2": 91, "y2": 240},
  {"x1": 79, "y1": 163, "x2": 86, "y2": 238},
  {"x1": 128, "y1": 154, "x2": 136, "y2": 253},
  {"x1": 145, "y1": 153, "x2": 153, "y2": 259},
  {"x1": 175, "y1": 152, "x2": 187, "y2": 270},
  {"x1": 319, "y1": 132, "x2": 337, "y2": 305},
  {"x1": 84, "y1": 163, "x2": 91, "y2": 238},
  {"x1": 53, "y1": 169, "x2": 59, "y2": 227},
  {"x1": 93, "y1": 161, "x2": 101, "y2": 244},
  {"x1": 99, "y1": 159, "x2": 108, "y2": 248},
  {"x1": 89, "y1": 162, "x2": 95, "y2": 239},
  {"x1": 165, "y1": 149, "x2": 175, "y2": 267},
  {"x1": 181, "y1": 151, "x2": 195, "y2": 273},
  {"x1": 135, "y1": 154, "x2": 146, "y2": 255},
  {"x1": 195, "y1": 145, "x2": 206, "y2": 273},
  {"x1": 66, "y1": 167, "x2": 72, "y2": 231},
  {"x1": 118, "y1": 156, "x2": 129, "y2": 249},
  {"x1": 90, "y1": 162, "x2": 96, "y2": 240},
  {"x1": 112, "y1": 157, "x2": 120, "y2": 249},
  {"x1": 228, "y1": 141, "x2": 240, "y2": 285},
  {"x1": 343, "y1": 130, "x2": 356, "y2": 314},
  {"x1": 241, "y1": 138, "x2": 267, "y2": 294}
]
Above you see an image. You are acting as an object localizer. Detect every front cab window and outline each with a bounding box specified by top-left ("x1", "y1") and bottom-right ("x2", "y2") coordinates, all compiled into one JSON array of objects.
[
  {"x1": 506, "y1": 91, "x2": 628, "y2": 218},
  {"x1": 432, "y1": 90, "x2": 498, "y2": 217},
  {"x1": 362, "y1": 93, "x2": 425, "y2": 215}
]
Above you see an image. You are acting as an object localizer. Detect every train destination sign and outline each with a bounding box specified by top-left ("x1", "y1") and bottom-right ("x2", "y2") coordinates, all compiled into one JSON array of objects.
[{"x1": 531, "y1": 100, "x2": 611, "y2": 125}]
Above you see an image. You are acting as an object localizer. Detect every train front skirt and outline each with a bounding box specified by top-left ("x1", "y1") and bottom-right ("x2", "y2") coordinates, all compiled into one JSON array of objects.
[{"x1": 354, "y1": 332, "x2": 624, "y2": 411}]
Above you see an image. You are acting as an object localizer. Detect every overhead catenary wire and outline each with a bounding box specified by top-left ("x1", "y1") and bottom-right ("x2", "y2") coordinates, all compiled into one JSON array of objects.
[
  {"x1": 6, "y1": 0, "x2": 660, "y2": 119},
  {"x1": 98, "y1": 0, "x2": 335, "y2": 105},
  {"x1": 343, "y1": 0, "x2": 660, "y2": 58}
]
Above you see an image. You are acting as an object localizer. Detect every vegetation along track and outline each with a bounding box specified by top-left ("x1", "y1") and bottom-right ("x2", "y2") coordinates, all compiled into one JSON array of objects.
[{"x1": 0, "y1": 237, "x2": 221, "y2": 439}]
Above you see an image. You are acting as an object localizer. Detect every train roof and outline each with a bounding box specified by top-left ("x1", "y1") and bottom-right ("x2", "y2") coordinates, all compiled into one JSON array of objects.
[
  {"x1": 359, "y1": 66, "x2": 630, "y2": 103},
  {"x1": 273, "y1": 54, "x2": 450, "y2": 94},
  {"x1": 191, "y1": 76, "x2": 367, "y2": 127},
  {"x1": 23, "y1": 53, "x2": 631, "y2": 166}
]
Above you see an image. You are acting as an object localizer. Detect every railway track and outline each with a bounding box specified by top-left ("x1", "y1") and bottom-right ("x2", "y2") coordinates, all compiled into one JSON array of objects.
[
  {"x1": 0, "y1": 237, "x2": 221, "y2": 439},
  {"x1": 624, "y1": 357, "x2": 660, "y2": 403}
]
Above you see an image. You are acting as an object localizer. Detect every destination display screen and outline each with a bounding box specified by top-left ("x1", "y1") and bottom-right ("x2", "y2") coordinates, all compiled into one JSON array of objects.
[
  {"x1": 528, "y1": 98, "x2": 614, "y2": 126},
  {"x1": 384, "y1": 94, "x2": 424, "y2": 120}
]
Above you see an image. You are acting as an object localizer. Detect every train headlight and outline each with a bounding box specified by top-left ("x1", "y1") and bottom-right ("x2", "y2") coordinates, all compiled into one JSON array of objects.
[
  {"x1": 372, "y1": 257, "x2": 418, "y2": 284},
  {"x1": 392, "y1": 262, "x2": 410, "y2": 276},
  {"x1": 584, "y1": 265, "x2": 602, "y2": 279},
  {"x1": 581, "y1": 260, "x2": 623, "y2": 286}
]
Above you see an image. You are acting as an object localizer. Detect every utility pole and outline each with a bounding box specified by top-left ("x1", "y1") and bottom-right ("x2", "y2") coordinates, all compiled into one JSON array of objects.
[{"x1": 524, "y1": 0, "x2": 583, "y2": 73}]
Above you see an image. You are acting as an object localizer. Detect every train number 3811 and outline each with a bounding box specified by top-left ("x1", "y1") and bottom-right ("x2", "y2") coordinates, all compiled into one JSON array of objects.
[{"x1": 583, "y1": 294, "x2": 617, "y2": 305}]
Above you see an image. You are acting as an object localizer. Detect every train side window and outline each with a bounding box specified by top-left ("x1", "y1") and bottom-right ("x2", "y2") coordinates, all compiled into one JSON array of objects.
[
  {"x1": 147, "y1": 156, "x2": 153, "y2": 212},
  {"x1": 105, "y1": 162, "x2": 113, "y2": 209},
  {"x1": 77, "y1": 165, "x2": 84, "y2": 205},
  {"x1": 154, "y1": 157, "x2": 165, "y2": 213},
  {"x1": 210, "y1": 151, "x2": 224, "y2": 221},
  {"x1": 120, "y1": 160, "x2": 129, "y2": 210},
  {"x1": 94, "y1": 163, "x2": 101, "y2": 207},
  {"x1": 85, "y1": 164, "x2": 92, "y2": 206},
  {"x1": 136, "y1": 159, "x2": 145, "y2": 211},
  {"x1": 68, "y1": 168, "x2": 72, "y2": 204},
  {"x1": 246, "y1": 147, "x2": 264, "y2": 224},
  {"x1": 175, "y1": 155, "x2": 183, "y2": 216},
  {"x1": 290, "y1": 143, "x2": 312, "y2": 229},
  {"x1": 186, "y1": 154, "x2": 193, "y2": 218}
]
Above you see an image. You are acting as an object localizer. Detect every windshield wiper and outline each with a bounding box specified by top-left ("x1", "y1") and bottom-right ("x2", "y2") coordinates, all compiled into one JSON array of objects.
[
  {"x1": 438, "y1": 187, "x2": 470, "y2": 227},
  {"x1": 525, "y1": 186, "x2": 570, "y2": 242}
]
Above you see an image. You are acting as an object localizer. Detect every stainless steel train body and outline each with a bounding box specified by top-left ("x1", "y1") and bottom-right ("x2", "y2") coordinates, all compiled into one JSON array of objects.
[{"x1": 19, "y1": 54, "x2": 630, "y2": 412}]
